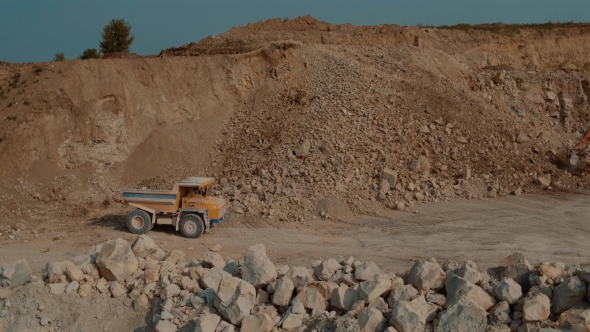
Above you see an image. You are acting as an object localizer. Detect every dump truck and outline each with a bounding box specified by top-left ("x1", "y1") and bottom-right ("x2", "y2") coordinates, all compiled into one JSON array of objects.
[{"x1": 114, "y1": 177, "x2": 228, "y2": 238}]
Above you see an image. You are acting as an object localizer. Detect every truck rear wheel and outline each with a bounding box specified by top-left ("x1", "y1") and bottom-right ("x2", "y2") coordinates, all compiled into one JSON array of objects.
[
  {"x1": 126, "y1": 209, "x2": 152, "y2": 235},
  {"x1": 179, "y1": 214, "x2": 205, "y2": 239}
]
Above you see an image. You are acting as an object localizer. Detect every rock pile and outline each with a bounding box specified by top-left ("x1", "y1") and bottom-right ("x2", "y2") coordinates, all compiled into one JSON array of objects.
[
  {"x1": 3, "y1": 236, "x2": 590, "y2": 331},
  {"x1": 205, "y1": 40, "x2": 590, "y2": 223}
]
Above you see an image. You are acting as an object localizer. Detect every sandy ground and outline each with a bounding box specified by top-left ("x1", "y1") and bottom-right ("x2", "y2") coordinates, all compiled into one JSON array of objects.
[{"x1": 2, "y1": 190, "x2": 589, "y2": 275}]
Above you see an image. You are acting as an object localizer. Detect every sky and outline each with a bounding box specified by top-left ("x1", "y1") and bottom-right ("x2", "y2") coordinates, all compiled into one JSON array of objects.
[{"x1": 1, "y1": 0, "x2": 589, "y2": 63}]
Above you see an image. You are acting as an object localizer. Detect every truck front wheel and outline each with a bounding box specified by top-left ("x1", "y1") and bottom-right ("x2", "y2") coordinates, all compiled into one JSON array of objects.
[
  {"x1": 179, "y1": 214, "x2": 205, "y2": 239},
  {"x1": 126, "y1": 209, "x2": 152, "y2": 235}
]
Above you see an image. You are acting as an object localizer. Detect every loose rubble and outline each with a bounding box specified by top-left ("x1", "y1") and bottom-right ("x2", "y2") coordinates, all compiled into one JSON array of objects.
[{"x1": 2, "y1": 237, "x2": 590, "y2": 332}]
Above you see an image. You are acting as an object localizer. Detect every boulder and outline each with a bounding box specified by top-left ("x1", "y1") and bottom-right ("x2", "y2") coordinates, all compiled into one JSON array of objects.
[
  {"x1": 456, "y1": 261, "x2": 481, "y2": 285},
  {"x1": 294, "y1": 140, "x2": 311, "y2": 158},
  {"x1": 194, "y1": 312, "x2": 221, "y2": 332},
  {"x1": 293, "y1": 286, "x2": 327, "y2": 310},
  {"x1": 130, "y1": 235, "x2": 159, "y2": 259},
  {"x1": 523, "y1": 293, "x2": 550, "y2": 322},
  {"x1": 435, "y1": 299, "x2": 487, "y2": 332},
  {"x1": 343, "y1": 273, "x2": 360, "y2": 287},
  {"x1": 355, "y1": 262, "x2": 381, "y2": 281},
  {"x1": 272, "y1": 277, "x2": 295, "y2": 307},
  {"x1": 181, "y1": 276, "x2": 200, "y2": 293},
  {"x1": 79, "y1": 283, "x2": 93, "y2": 298},
  {"x1": 315, "y1": 258, "x2": 342, "y2": 281},
  {"x1": 257, "y1": 289, "x2": 269, "y2": 305},
  {"x1": 48, "y1": 283, "x2": 67, "y2": 294},
  {"x1": 534, "y1": 174, "x2": 551, "y2": 187},
  {"x1": 307, "y1": 281, "x2": 337, "y2": 301},
  {"x1": 86, "y1": 243, "x2": 104, "y2": 256},
  {"x1": 110, "y1": 282, "x2": 127, "y2": 298},
  {"x1": 493, "y1": 278, "x2": 523, "y2": 304},
  {"x1": 216, "y1": 321, "x2": 235, "y2": 332},
  {"x1": 538, "y1": 264, "x2": 563, "y2": 280},
  {"x1": 576, "y1": 268, "x2": 590, "y2": 285},
  {"x1": 377, "y1": 180, "x2": 390, "y2": 201},
  {"x1": 390, "y1": 296, "x2": 428, "y2": 332},
  {"x1": 214, "y1": 274, "x2": 256, "y2": 325},
  {"x1": 286, "y1": 266, "x2": 313, "y2": 289},
  {"x1": 74, "y1": 255, "x2": 100, "y2": 280},
  {"x1": 330, "y1": 270, "x2": 347, "y2": 284},
  {"x1": 276, "y1": 265, "x2": 290, "y2": 278},
  {"x1": 203, "y1": 268, "x2": 231, "y2": 290},
  {"x1": 358, "y1": 307, "x2": 386, "y2": 332},
  {"x1": 381, "y1": 169, "x2": 398, "y2": 187},
  {"x1": 409, "y1": 259, "x2": 445, "y2": 293},
  {"x1": 554, "y1": 302, "x2": 590, "y2": 331},
  {"x1": 499, "y1": 253, "x2": 532, "y2": 291},
  {"x1": 65, "y1": 264, "x2": 84, "y2": 282},
  {"x1": 531, "y1": 284, "x2": 553, "y2": 300},
  {"x1": 224, "y1": 261, "x2": 240, "y2": 277},
  {"x1": 96, "y1": 278, "x2": 109, "y2": 293},
  {"x1": 426, "y1": 293, "x2": 446, "y2": 306},
  {"x1": 96, "y1": 238, "x2": 139, "y2": 282},
  {"x1": 45, "y1": 261, "x2": 66, "y2": 283},
  {"x1": 161, "y1": 283, "x2": 181, "y2": 299},
  {"x1": 164, "y1": 250, "x2": 186, "y2": 264},
  {"x1": 445, "y1": 272, "x2": 496, "y2": 310},
  {"x1": 0, "y1": 259, "x2": 31, "y2": 287},
  {"x1": 291, "y1": 299, "x2": 306, "y2": 314},
  {"x1": 529, "y1": 271, "x2": 548, "y2": 287},
  {"x1": 242, "y1": 244, "x2": 277, "y2": 288},
  {"x1": 388, "y1": 284, "x2": 419, "y2": 307},
  {"x1": 489, "y1": 301, "x2": 511, "y2": 325},
  {"x1": 203, "y1": 251, "x2": 226, "y2": 269},
  {"x1": 133, "y1": 294, "x2": 150, "y2": 312},
  {"x1": 241, "y1": 313, "x2": 274, "y2": 332},
  {"x1": 65, "y1": 281, "x2": 79, "y2": 294},
  {"x1": 144, "y1": 259, "x2": 160, "y2": 284},
  {"x1": 359, "y1": 274, "x2": 393, "y2": 302},
  {"x1": 331, "y1": 286, "x2": 360, "y2": 311},
  {"x1": 490, "y1": 301, "x2": 510, "y2": 315},
  {"x1": 146, "y1": 248, "x2": 166, "y2": 261},
  {"x1": 368, "y1": 297, "x2": 389, "y2": 313},
  {"x1": 281, "y1": 309, "x2": 304, "y2": 330},
  {"x1": 552, "y1": 276, "x2": 586, "y2": 314},
  {"x1": 154, "y1": 319, "x2": 177, "y2": 332}
]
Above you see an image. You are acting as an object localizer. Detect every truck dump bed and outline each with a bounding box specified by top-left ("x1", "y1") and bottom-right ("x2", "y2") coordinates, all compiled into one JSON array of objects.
[
  {"x1": 114, "y1": 178, "x2": 216, "y2": 214},
  {"x1": 115, "y1": 187, "x2": 180, "y2": 214},
  {"x1": 118, "y1": 189, "x2": 177, "y2": 205}
]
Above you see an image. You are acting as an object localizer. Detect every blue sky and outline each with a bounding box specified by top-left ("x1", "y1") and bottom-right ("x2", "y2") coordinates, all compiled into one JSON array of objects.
[{"x1": 1, "y1": 0, "x2": 588, "y2": 63}]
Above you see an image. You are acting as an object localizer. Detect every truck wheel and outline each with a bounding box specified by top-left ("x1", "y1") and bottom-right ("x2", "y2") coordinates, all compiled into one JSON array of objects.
[
  {"x1": 126, "y1": 209, "x2": 152, "y2": 235},
  {"x1": 179, "y1": 214, "x2": 204, "y2": 238}
]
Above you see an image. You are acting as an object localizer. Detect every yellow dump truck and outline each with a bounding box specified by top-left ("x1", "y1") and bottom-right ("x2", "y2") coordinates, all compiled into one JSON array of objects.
[{"x1": 114, "y1": 177, "x2": 228, "y2": 238}]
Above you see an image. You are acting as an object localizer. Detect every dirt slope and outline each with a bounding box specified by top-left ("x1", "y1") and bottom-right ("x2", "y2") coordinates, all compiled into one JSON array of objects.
[
  {"x1": 0, "y1": 16, "x2": 589, "y2": 223},
  {"x1": 0, "y1": 44, "x2": 295, "y2": 218}
]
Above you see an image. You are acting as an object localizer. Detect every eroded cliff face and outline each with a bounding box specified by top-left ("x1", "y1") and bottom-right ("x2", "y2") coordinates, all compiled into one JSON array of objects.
[{"x1": 0, "y1": 17, "x2": 589, "y2": 220}]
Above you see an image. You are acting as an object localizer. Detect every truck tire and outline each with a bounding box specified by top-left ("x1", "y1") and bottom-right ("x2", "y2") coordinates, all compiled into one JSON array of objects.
[
  {"x1": 126, "y1": 209, "x2": 152, "y2": 235},
  {"x1": 179, "y1": 214, "x2": 205, "y2": 239}
]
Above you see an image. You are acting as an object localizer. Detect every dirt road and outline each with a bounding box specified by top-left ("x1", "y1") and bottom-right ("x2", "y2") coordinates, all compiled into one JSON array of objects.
[{"x1": 1, "y1": 191, "x2": 590, "y2": 274}]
